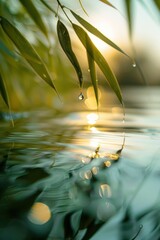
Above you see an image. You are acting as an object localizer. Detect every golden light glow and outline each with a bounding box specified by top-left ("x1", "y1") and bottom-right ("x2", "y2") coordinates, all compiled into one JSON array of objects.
[
  {"x1": 89, "y1": 138, "x2": 99, "y2": 148},
  {"x1": 90, "y1": 127, "x2": 99, "y2": 133},
  {"x1": 85, "y1": 86, "x2": 101, "y2": 110},
  {"x1": 88, "y1": 21, "x2": 114, "y2": 53},
  {"x1": 87, "y1": 113, "x2": 99, "y2": 125},
  {"x1": 28, "y1": 202, "x2": 51, "y2": 225}
]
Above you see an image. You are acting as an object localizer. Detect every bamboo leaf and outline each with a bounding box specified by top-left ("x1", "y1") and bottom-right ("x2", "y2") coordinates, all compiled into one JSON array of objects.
[
  {"x1": 99, "y1": 0, "x2": 117, "y2": 10},
  {"x1": 19, "y1": 0, "x2": 48, "y2": 37},
  {"x1": 71, "y1": 11, "x2": 129, "y2": 57},
  {"x1": 57, "y1": 20, "x2": 83, "y2": 87},
  {"x1": 124, "y1": 0, "x2": 132, "y2": 37},
  {"x1": 0, "y1": 16, "x2": 57, "y2": 91},
  {"x1": 86, "y1": 45, "x2": 98, "y2": 106},
  {"x1": 0, "y1": 72, "x2": 9, "y2": 108},
  {"x1": 72, "y1": 24, "x2": 123, "y2": 104}
]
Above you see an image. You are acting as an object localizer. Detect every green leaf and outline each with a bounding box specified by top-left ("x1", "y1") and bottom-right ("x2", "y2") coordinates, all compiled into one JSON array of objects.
[
  {"x1": 40, "y1": 0, "x2": 57, "y2": 15},
  {"x1": 57, "y1": 20, "x2": 83, "y2": 87},
  {"x1": 86, "y1": 43, "x2": 98, "y2": 106},
  {"x1": 19, "y1": 0, "x2": 48, "y2": 37},
  {"x1": 71, "y1": 11, "x2": 129, "y2": 57},
  {"x1": 72, "y1": 24, "x2": 123, "y2": 104},
  {"x1": 99, "y1": 0, "x2": 117, "y2": 10},
  {"x1": 124, "y1": 0, "x2": 132, "y2": 37},
  {"x1": 153, "y1": 0, "x2": 160, "y2": 10},
  {"x1": 0, "y1": 16, "x2": 57, "y2": 91},
  {"x1": 0, "y1": 72, "x2": 9, "y2": 108}
]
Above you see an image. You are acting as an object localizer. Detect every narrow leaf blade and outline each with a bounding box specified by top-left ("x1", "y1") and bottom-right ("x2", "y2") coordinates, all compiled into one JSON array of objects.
[
  {"x1": 73, "y1": 24, "x2": 123, "y2": 104},
  {"x1": 86, "y1": 47, "x2": 98, "y2": 106},
  {"x1": 71, "y1": 11, "x2": 129, "y2": 57},
  {"x1": 19, "y1": 0, "x2": 48, "y2": 37},
  {"x1": 124, "y1": 0, "x2": 132, "y2": 37},
  {"x1": 0, "y1": 72, "x2": 9, "y2": 108},
  {"x1": 99, "y1": 0, "x2": 117, "y2": 10},
  {"x1": 57, "y1": 20, "x2": 83, "y2": 87},
  {"x1": 0, "y1": 16, "x2": 57, "y2": 91}
]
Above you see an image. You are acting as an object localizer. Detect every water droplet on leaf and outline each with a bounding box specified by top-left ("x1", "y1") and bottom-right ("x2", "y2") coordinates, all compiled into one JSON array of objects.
[
  {"x1": 132, "y1": 63, "x2": 136, "y2": 68},
  {"x1": 78, "y1": 92, "x2": 84, "y2": 101}
]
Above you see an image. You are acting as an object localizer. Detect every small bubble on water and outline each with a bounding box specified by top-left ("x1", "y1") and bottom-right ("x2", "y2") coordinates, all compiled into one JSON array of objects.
[
  {"x1": 132, "y1": 62, "x2": 136, "y2": 68},
  {"x1": 78, "y1": 92, "x2": 84, "y2": 101}
]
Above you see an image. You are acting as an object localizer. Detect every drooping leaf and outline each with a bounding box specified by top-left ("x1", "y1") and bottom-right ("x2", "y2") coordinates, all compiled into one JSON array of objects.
[
  {"x1": 99, "y1": 0, "x2": 117, "y2": 10},
  {"x1": 124, "y1": 0, "x2": 132, "y2": 37},
  {"x1": 72, "y1": 24, "x2": 123, "y2": 104},
  {"x1": 19, "y1": 0, "x2": 48, "y2": 37},
  {"x1": 40, "y1": 0, "x2": 57, "y2": 15},
  {"x1": 86, "y1": 44, "x2": 98, "y2": 106},
  {"x1": 0, "y1": 72, "x2": 9, "y2": 108},
  {"x1": 71, "y1": 11, "x2": 129, "y2": 58},
  {"x1": 57, "y1": 20, "x2": 83, "y2": 87},
  {"x1": 0, "y1": 16, "x2": 57, "y2": 91},
  {"x1": 153, "y1": 0, "x2": 160, "y2": 10}
]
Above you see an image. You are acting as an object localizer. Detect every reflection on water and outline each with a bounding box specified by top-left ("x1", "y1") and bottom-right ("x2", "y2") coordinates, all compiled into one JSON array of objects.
[{"x1": 0, "y1": 87, "x2": 160, "y2": 239}]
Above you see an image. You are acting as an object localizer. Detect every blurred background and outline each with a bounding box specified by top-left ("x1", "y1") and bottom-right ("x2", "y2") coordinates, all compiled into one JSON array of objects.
[{"x1": 0, "y1": 0, "x2": 160, "y2": 111}]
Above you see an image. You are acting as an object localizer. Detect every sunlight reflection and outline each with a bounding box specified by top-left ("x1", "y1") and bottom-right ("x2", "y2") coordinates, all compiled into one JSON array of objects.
[
  {"x1": 90, "y1": 126, "x2": 99, "y2": 133},
  {"x1": 28, "y1": 202, "x2": 51, "y2": 225},
  {"x1": 89, "y1": 138, "x2": 99, "y2": 148},
  {"x1": 87, "y1": 113, "x2": 99, "y2": 125},
  {"x1": 92, "y1": 166, "x2": 99, "y2": 175},
  {"x1": 99, "y1": 184, "x2": 112, "y2": 198},
  {"x1": 104, "y1": 160, "x2": 111, "y2": 167}
]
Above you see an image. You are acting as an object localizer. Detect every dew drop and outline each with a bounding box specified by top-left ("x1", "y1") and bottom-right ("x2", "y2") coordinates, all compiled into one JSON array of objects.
[
  {"x1": 132, "y1": 62, "x2": 136, "y2": 68},
  {"x1": 88, "y1": 69, "x2": 90, "y2": 72},
  {"x1": 43, "y1": 74, "x2": 47, "y2": 78},
  {"x1": 78, "y1": 92, "x2": 84, "y2": 101}
]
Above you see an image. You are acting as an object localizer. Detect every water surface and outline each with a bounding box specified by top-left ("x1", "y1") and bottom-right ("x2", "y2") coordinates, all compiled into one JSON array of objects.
[{"x1": 0, "y1": 87, "x2": 160, "y2": 240}]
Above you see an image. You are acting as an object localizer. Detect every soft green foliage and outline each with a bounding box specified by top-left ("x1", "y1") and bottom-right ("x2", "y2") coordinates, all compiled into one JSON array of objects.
[
  {"x1": 72, "y1": 24, "x2": 123, "y2": 104},
  {"x1": 0, "y1": 0, "x2": 159, "y2": 110},
  {"x1": 57, "y1": 20, "x2": 83, "y2": 88}
]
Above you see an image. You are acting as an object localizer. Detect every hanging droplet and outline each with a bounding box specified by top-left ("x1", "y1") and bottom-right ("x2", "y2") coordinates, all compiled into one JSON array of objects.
[
  {"x1": 132, "y1": 62, "x2": 136, "y2": 68},
  {"x1": 88, "y1": 69, "x2": 90, "y2": 72},
  {"x1": 78, "y1": 92, "x2": 84, "y2": 101}
]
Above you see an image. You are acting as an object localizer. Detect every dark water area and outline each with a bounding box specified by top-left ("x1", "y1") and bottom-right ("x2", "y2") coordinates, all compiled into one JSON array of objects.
[{"x1": 0, "y1": 87, "x2": 160, "y2": 240}]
